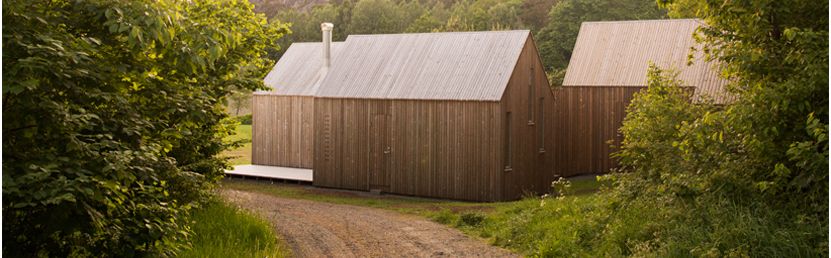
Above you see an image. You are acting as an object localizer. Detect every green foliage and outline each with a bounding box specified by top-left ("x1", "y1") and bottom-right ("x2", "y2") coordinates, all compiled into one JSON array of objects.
[
  {"x1": 236, "y1": 114, "x2": 254, "y2": 125},
  {"x1": 266, "y1": 0, "x2": 548, "y2": 57},
  {"x1": 2, "y1": 0, "x2": 287, "y2": 256},
  {"x1": 614, "y1": 66, "x2": 707, "y2": 188},
  {"x1": 439, "y1": 0, "x2": 525, "y2": 31},
  {"x1": 349, "y1": 0, "x2": 407, "y2": 34},
  {"x1": 457, "y1": 212, "x2": 486, "y2": 227},
  {"x1": 604, "y1": 0, "x2": 830, "y2": 252},
  {"x1": 406, "y1": 11, "x2": 444, "y2": 33},
  {"x1": 429, "y1": 209, "x2": 459, "y2": 225},
  {"x1": 663, "y1": 0, "x2": 828, "y2": 217},
  {"x1": 545, "y1": 68, "x2": 567, "y2": 87},
  {"x1": 180, "y1": 199, "x2": 289, "y2": 258},
  {"x1": 476, "y1": 194, "x2": 612, "y2": 257},
  {"x1": 227, "y1": 89, "x2": 253, "y2": 116},
  {"x1": 518, "y1": 0, "x2": 559, "y2": 31}
]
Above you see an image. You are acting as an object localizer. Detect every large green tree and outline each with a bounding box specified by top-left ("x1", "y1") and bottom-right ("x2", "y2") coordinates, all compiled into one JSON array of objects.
[
  {"x1": 2, "y1": 0, "x2": 288, "y2": 256},
  {"x1": 661, "y1": 0, "x2": 828, "y2": 222},
  {"x1": 349, "y1": 0, "x2": 406, "y2": 34},
  {"x1": 607, "y1": 0, "x2": 828, "y2": 255}
]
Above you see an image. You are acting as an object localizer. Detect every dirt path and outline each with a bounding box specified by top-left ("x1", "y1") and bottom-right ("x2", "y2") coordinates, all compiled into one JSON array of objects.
[{"x1": 222, "y1": 189, "x2": 517, "y2": 258}]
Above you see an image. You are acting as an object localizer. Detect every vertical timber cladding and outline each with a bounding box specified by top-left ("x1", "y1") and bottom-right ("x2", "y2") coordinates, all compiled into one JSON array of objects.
[
  {"x1": 314, "y1": 98, "x2": 504, "y2": 201},
  {"x1": 499, "y1": 35, "x2": 558, "y2": 199},
  {"x1": 550, "y1": 86, "x2": 644, "y2": 176},
  {"x1": 251, "y1": 94, "x2": 314, "y2": 168}
]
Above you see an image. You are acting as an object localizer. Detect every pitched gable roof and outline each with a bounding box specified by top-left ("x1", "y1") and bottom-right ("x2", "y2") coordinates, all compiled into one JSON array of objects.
[
  {"x1": 262, "y1": 42, "x2": 344, "y2": 96},
  {"x1": 563, "y1": 19, "x2": 733, "y2": 103},
  {"x1": 315, "y1": 30, "x2": 530, "y2": 101}
]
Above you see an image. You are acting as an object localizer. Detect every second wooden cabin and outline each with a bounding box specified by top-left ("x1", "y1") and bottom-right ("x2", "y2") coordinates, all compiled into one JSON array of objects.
[{"x1": 552, "y1": 19, "x2": 733, "y2": 177}]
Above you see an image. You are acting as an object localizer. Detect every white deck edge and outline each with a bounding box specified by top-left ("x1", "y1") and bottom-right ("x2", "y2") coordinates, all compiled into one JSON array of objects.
[{"x1": 225, "y1": 165, "x2": 313, "y2": 182}]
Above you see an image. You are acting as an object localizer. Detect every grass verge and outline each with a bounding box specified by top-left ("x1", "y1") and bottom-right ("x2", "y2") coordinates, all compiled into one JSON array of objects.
[
  {"x1": 180, "y1": 198, "x2": 289, "y2": 258},
  {"x1": 224, "y1": 124, "x2": 252, "y2": 165}
]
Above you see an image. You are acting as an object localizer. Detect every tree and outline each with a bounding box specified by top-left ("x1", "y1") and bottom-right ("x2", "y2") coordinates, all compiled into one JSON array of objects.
[
  {"x1": 667, "y1": 0, "x2": 828, "y2": 217},
  {"x1": 399, "y1": 0, "x2": 428, "y2": 28},
  {"x1": 227, "y1": 89, "x2": 253, "y2": 116},
  {"x1": 406, "y1": 11, "x2": 444, "y2": 33},
  {"x1": 349, "y1": 0, "x2": 405, "y2": 34},
  {"x1": 607, "y1": 0, "x2": 828, "y2": 255},
  {"x1": 2, "y1": 0, "x2": 288, "y2": 256},
  {"x1": 519, "y1": 0, "x2": 559, "y2": 31},
  {"x1": 536, "y1": 0, "x2": 665, "y2": 85}
]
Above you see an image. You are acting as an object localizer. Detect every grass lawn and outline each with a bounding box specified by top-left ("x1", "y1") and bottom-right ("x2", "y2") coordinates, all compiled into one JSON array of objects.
[
  {"x1": 181, "y1": 199, "x2": 289, "y2": 258},
  {"x1": 222, "y1": 176, "x2": 604, "y2": 256},
  {"x1": 225, "y1": 124, "x2": 252, "y2": 165}
]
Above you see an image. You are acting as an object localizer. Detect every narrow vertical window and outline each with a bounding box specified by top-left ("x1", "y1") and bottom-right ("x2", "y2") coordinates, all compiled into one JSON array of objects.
[
  {"x1": 528, "y1": 67, "x2": 535, "y2": 124},
  {"x1": 504, "y1": 112, "x2": 512, "y2": 171},
  {"x1": 323, "y1": 114, "x2": 333, "y2": 161},
  {"x1": 538, "y1": 97, "x2": 545, "y2": 153}
]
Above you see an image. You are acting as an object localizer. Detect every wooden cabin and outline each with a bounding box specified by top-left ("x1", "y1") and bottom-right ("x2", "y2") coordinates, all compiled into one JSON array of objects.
[
  {"x1": 313, "y1": 31, "x2": 556, "y2": 201},
  {"x1": 553, "y1": 19, "x2": 733, "y2": 177},
  {"x1": 252, "y1": 41, "x2": 343, "y2": 168}
]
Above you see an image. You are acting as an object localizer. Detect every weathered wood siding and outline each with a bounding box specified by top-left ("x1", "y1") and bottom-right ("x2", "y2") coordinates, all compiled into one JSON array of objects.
[
  {"x1": 311, "y1": 34, "x2": 556, "y2": 202},
  {"x1": 550, "y1": 86, "x2": 644, "y2": 176},
  {"x1": 314, "y1": 98, "x2": 503, "y2": 201},
  {"x1": 251, "y1": 94, "x2": 314, "y2": 168},
  {"x1": 499, "y1": 35, "x2": 558, "y2": 199}
]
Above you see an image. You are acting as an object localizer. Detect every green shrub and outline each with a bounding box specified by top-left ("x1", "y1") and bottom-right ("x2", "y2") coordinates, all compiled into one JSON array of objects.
[
  {"x1": 601, "y1": 0, "x2": 829, "y2": 253},
  {"x1": 429, "y1": 209, "x2": 458, "y2": 225},
  {"x1": 237, "y1": 114, "x2": 253, "y2": 125},
  {"x1": 457, "y1": 212, "x2": 486, "y2": 227},
  {"x1": 2, "y1": 0, "x2": 288, "y2": 256},
  {"x1": 605, "y1": 61, "x2": 828, "y2": 256}
]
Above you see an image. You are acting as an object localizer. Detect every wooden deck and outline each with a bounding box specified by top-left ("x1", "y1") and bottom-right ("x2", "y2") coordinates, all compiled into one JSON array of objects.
[{"x1": 225, "y1": 165, "x2": 313, "y2": 182}]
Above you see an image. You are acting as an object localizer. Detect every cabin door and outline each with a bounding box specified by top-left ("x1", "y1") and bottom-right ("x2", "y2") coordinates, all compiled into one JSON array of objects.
[{"x1": 369, "y1": 113, "x2": 390, "y2": 191}]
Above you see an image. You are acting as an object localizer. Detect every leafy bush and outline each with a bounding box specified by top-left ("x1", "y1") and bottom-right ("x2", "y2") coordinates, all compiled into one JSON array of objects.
[
  {"x1": 429, "y1": 209, "x2": 458, "y2": 225},
  {"x1": 237, "y1": 114, "x2": 253, "y2": 125},
  {"x1": 457, "y1": 212, "x2": 486, "y2": 227},
  {"x1": 596, "y1": 0, "x2": 828, "y2": 255},
  {"x1": 604, "y1": 10, "x2": 828, "y2": 253},
  {"x1": 2, "y1": 0, "x2": 288, "y2": 256},
  {"x1": 602, "y1": 61, "x2": 827, "y2": 256}
]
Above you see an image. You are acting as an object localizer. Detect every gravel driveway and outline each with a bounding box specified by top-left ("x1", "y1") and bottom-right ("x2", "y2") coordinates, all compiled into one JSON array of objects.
[{"x1": 222, "y1": 189, "x2": 517, "y2": 258}]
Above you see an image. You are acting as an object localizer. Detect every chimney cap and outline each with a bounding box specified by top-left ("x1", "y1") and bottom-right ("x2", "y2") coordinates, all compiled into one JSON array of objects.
[{"x1": 321, "y1": 23, "x2": 334, "y2": 31}]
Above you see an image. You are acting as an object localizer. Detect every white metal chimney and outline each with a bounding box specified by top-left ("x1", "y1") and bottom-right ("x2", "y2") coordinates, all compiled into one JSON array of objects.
[{"x1": 321, "y1": 23, "x2": 334, "y2": 69}]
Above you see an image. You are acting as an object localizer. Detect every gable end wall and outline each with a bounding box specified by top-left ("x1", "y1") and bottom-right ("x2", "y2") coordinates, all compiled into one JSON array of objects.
[{"x1": 499, "y1": 35, "x2": 558, "y2": 199}]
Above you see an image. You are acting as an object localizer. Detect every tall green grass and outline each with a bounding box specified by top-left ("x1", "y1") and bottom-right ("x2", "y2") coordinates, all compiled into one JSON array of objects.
[
  {"x1": 180, "y1": 199, "x2": 289, "y2": 258},
  {"x1": 428, "y1": 189, "x2": 826, "y2": 257}
]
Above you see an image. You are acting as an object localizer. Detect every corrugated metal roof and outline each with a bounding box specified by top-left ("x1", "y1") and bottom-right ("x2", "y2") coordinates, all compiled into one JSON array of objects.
[
  {"x1": 315, "y1": 30, "x2": 530, "y2": 101},
  {"x1": 261, "y1": 42, "x2": 344, "y2": 96},
  {"x1": 563, "y1": 19, "x2": 733, "y2": 103}
]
